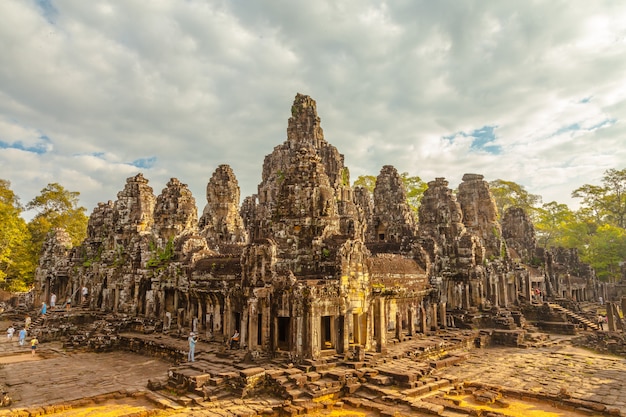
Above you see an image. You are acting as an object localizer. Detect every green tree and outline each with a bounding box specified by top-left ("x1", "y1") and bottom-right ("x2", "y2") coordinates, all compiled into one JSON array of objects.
[
  {"x1": 400, "y1": 172, "x2": 427, "y2": 214},
  {"x1": 0, "y1": 180, "x2": 36, "y2": 290},
  {"x1": 27, "y1": 183, "x2": 89, "y2": 255},
  {"x1": 353, "y1": 173, "x2": 427, "y2": 214},
  {"x1": 533, "y1": 201, "x2": 596, "y2": 251},
  {"x1": 573, "y1": 168, "x2": 626, "y2": 229},
  {"x1": 489, "y1": 179, "x2": 542, "y2": 219},
  {"x1": 352, "y1": 175, "x2": 377, "y2": 193},
  {"x1": 581, "y1": 224, "x2": 626, "y2": 282}
]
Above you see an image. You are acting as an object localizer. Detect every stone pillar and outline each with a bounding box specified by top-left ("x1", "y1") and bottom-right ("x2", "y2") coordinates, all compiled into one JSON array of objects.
[
  {"x1": 197, "y1": 300, "x2": 203, "y2": 331},
  {"x1": 395, "y1": 311, "x2": 402, "y2": 340},
  {"x1": 419, "y1": 305, "x2": 427, "y2": 333},
  {"x1": 463, "y1": 283, "x2": 471, "y2": 310},
  {"x1": 431, "y1": 304, "x2": 438, "y2": 331},
  {"x1": 375, "y1": 298, "x2": 386, "y2": 353},
  {"x1": 113, "y1": 286, "x2": 119, "y2": 313},
  {"x1": 241, "y1": 306, "x2": 249, "y2": 349},
  {"x1": 439, "y1": 302, "x2": 447, "y2": 328},
  {"x1": 407, "y1": 307, "x2": 415, "y2": 336},
  {"x1": 350, "y1": 313, "x2": 357, "y2": 344},
  {"x1": 606, "y1": 302, "x2": 623, "y2": 332},
  {"x1": 620, "y1": 297, "x2": 626, "y2": 321},
  {"x1": 296, "y1": 315, "x2": 304, "y2": 357}
]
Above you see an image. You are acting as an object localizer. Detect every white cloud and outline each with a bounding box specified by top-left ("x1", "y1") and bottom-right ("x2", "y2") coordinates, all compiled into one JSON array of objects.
[{"x1": 0, "y1": 0, "x2": 625, "y2": 219}]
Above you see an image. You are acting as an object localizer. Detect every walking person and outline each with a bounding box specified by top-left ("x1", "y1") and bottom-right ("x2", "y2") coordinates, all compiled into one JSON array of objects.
[
  {"x1": 65, "y1": 296, "x2": 71, "y2": 311},
  {"x1": 188, "y1": 332, "x2": 198, "y2": 362},
  {"x1": 6, "y1": 325, "x2": 15, "y2": 342},
  {"x1": 50, "y1": 293, "x2": 56, "y2": 308},
  {"x1": 81, "y1": 286, "x2": 88, "y2": 304},
  {"x1": 30, "y1": 335, "x2": 39, "y2": 356},
  {"x1": 598, "y1": 315, "x2": 605, "y2": 330},
  {"x1": 18, "y1": 328, "x2": 26, "y2": 346},
  {"x1": 40, "y1": 301, "x2": 47, "y2": 316},
  {"x1": 24, "y1": 315, "x2": 31, "y2": 330}
]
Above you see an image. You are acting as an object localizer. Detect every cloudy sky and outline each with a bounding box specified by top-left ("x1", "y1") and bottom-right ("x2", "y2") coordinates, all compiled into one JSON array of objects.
[{"x1": 2, "y1": 0, "x2": 625, "y2": 219}]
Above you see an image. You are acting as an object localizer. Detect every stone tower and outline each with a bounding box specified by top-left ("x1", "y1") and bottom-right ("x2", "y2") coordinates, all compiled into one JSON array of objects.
[{"x1": 199, "y1": 165, "x2": 247, "y2": 246}]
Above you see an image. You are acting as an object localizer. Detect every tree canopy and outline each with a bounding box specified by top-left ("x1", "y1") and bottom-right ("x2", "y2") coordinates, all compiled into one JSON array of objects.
[
  {"x1": 0, "y1": 181, "x2": 88, "y2": 291},
  {"x1": 573, "y1": 168, "x2": 626, "y2": 229},
  {"x1": 353, "y1": 173, "x2": 426, "y2": 214},
  {"x1": 0, "y1": 180, "x2": 36, "y2": 291},
  {"x1": 488, "y1": 179, "x2": 542, "y2": 219}
]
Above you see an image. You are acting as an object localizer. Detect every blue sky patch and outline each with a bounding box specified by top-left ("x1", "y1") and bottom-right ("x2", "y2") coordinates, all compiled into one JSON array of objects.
[
  {"x1": 0, "y1": 135, "x2": 51, "y2": 154},
  {"x1": 444, "y1": 125, "x2": 502, "y2": 155},
  {"x1": 36, "y1": 0, "x2": 57, "y2": 23},
  {"x1": 551, "y1": 118, "x2": 616, "y2": 137},
  {"x1": 131, "y1": 156, "x2": 157, "y2": 169}
]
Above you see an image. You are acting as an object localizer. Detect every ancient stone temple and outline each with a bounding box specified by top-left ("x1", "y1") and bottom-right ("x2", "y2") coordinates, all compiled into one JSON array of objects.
[{"x1": 34, "y1": 93, "x2": 600, "y2": 360}]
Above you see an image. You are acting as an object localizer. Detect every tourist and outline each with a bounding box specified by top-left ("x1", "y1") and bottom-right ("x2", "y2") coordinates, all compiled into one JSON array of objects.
[
  {"x1": 50, "y1": 293, "x2": 56, "y2": 308},
  {"x1": 81, "y1": 286, "x2": 88, "y2": 303},
  {"x1": 598, "y1": 315, "x2": 605, "y2": 330},
  {"x1": 599, "y1": 296, "x2": 604, "y2": 305},
  {"x1": 66, "y1": 296, "x2": 71, "y2": 311},
  {"x1": 230, "y1": 329, "x2": 240, "y2": 349},
  {"x1": 6, "y1": 325, "x2": 15, "y2": 342},
  {"x1": 24, "y1": 315, "x2": 31, "y2": 330},
  {"x1": 188, "y1": 332, "x2": 198, "y2": 362},
  {"x1": 18, "y1": 328, "x2": 26, "y2": 346},
  {"x1": 40, "y1": 301, "x2": 47, "y2": 316},
  {"x1": 30, "y1": 335, "x2": 39, "y2": 356}
]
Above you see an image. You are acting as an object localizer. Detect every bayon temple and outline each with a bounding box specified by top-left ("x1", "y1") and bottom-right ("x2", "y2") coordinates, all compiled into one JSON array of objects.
[{"x1": 34, "y1": 93, "x2": 602, "y2": 360}]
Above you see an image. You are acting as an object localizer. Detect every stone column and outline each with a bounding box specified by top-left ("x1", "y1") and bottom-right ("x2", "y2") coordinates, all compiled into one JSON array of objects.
[
  {"x1": 439, "y1": 302, "x2": 447, "y2": 328},
  {"x1": 241, "y1": 305, "x2": 249, "y2": 349},
  {"x1": 407, "y1": 307, "x2": 415, "y2": 336},
  {"x1": 463, "y1": 283, "x2": 471, "y2": 309},
  {"x1": 375, "y1": 298, "x2": 386, "y2": 353},
  {"x1": 419, "y1": 305, "x2": 427, "y2": 333},
  {"x1": 395, "y1": 311, "x2": 402, "y2": 340},
  {"x1": 607, "y1": 302, "x2": 617, "y2": 332},
  {"x1": 431, "y1": 303, "x2": 438, "y2": 331}
]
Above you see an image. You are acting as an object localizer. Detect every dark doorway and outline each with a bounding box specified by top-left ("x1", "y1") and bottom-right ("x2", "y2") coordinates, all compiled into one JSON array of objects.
[
  {"x1": 321, "y1": 316, "x2": 333, "y2": 349},
  {"x1": 277, "y1": 317, "x2": 290, "y2": 350}
]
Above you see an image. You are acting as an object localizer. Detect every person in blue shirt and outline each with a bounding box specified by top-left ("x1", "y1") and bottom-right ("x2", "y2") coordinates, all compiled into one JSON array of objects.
[
  {"x1": 188, "y1": 332, "x2": 198, "y2": 362},
  {"x1": 18, "y1": 328, "x2": 27, "y2": 346}
]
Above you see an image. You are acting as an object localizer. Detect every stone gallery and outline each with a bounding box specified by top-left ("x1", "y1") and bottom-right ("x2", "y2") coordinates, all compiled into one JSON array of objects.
[{"x1": 34, "y1": 94, "x2": 600, "y2": 360}]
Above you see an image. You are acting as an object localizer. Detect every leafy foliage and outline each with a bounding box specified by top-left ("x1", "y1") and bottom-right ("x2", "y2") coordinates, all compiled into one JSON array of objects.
[
  {"x1": 353, "y1": 173, "x2": 426, "y2": 213},
  {"x1": 581, "y1": 224, "x2": 626, "y2": 282},
  {"x1": 573, "y1": 168, "x2": 626, "y2": 229},
  {"x1": 352, "y1": 175, "x2": 376, "y2": 192},
  {"x1": 0, "y1": 180, "x2": 36, "y2": 290},
  {"x1": 27, "y1": 183, "x2": 89, "y2": 252},
  {"x1": 488, "y1": 179, "x2": 542, "y2": 219}
]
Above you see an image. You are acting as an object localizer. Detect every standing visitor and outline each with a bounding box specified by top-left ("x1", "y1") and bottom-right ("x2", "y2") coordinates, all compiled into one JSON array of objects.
[
  {"x1": 6, "y1": 325, "x2": 15, "y2": 342},
  {"x1": 18, "y1": 328, "x2": 26, "y2": 346},
  {"x1": 30, "y1": 336, "x2": 39, "y2": 356},
  {"x1": 24, "y1": 315, "x2": 31, "y2": 330},
  {"x1": 188, "y1": 332, "x2": 198, "y2": 362},
  {"x1": 66, "y1": 296, "x2": 71, "y2": 311},
  {"x1": 81, "y1": 286, "x2": 88, "y2": 303},
  {"x1": 40, "y1": 302, "x2": 47, "y2": 316},
  {"x1": 50, "y1": 293, "x2": 56, "y2": 308}
]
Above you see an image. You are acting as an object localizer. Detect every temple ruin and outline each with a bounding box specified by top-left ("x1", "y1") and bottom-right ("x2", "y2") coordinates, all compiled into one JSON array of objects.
[{"x1": 33, "y1": 93, "x2": 602, "y2": 361}]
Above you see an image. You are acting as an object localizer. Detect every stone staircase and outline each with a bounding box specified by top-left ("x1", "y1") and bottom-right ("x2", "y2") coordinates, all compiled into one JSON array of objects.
[{"x1": 549, "y1": 303, "x2": 601, "y2": 331}]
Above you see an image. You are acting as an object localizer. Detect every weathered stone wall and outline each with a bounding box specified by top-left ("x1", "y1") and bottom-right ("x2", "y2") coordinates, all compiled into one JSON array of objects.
[{"x1": 33, "y1": 93, "x2": 600, "y2": 360}]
